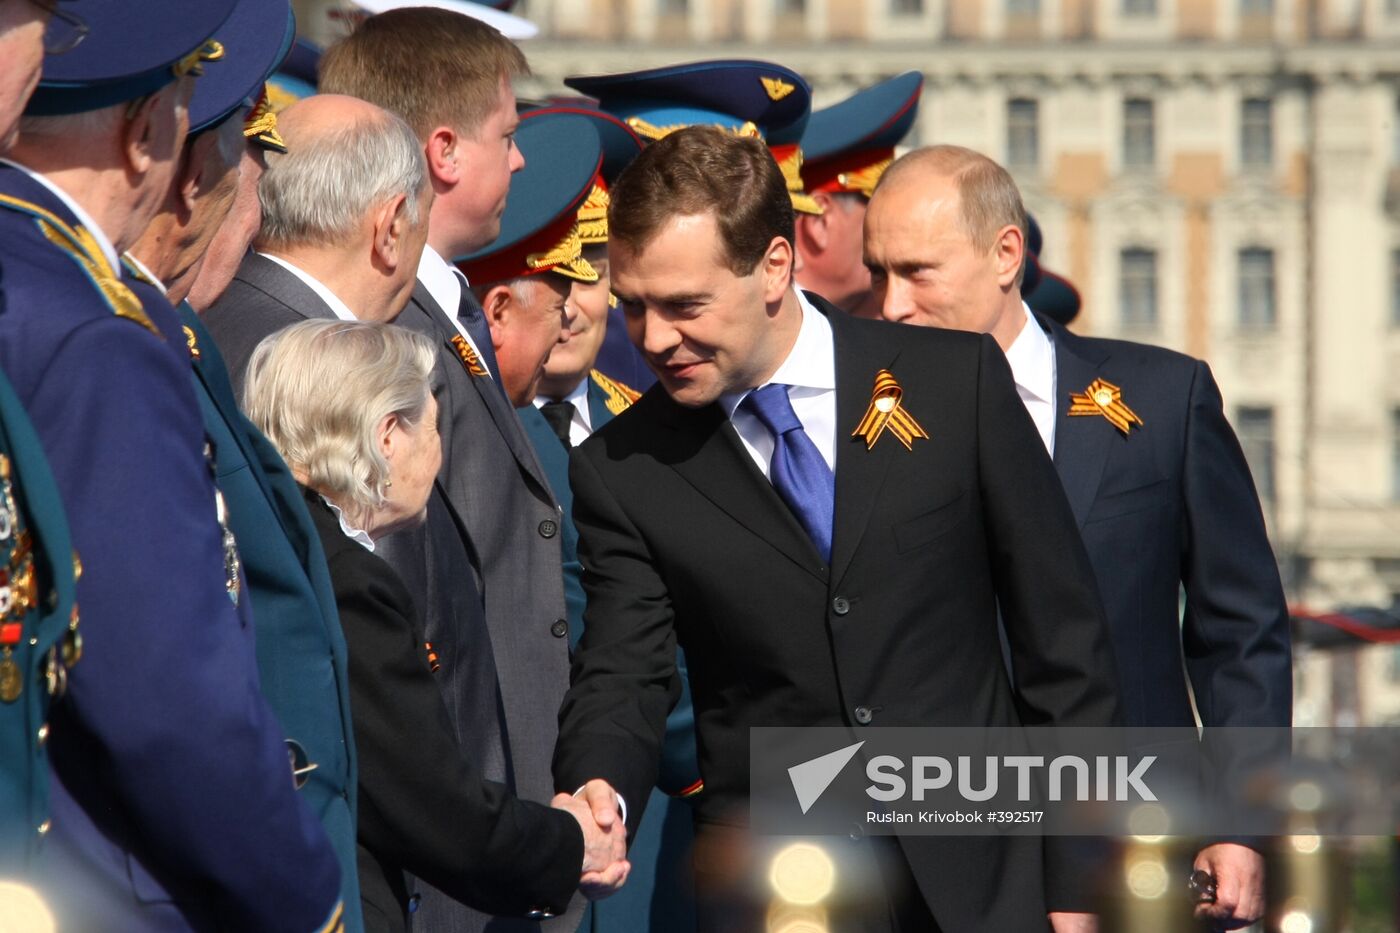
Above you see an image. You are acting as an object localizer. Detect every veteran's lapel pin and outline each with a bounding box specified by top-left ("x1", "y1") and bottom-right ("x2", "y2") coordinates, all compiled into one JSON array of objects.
[
  {"x1": 1068, "y1": 378, "x2": 1144, "y2": 435},
  {"x1": 852, "y1": 369, "x2": 929, "y2": 451},
  {"x1": 450, "y1": 335, "x2": 489, "y2": 378}
]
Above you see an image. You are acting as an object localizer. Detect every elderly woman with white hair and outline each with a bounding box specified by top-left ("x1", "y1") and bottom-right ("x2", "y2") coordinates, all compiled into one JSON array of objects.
[{"x1": 243, "y1": 320, "x2": 620, "y2": 933}]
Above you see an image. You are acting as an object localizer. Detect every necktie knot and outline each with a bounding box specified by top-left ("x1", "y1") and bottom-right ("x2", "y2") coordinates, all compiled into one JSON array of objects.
[{"x1": 742, "y1": 383, "x2": 803, "y2": 436}]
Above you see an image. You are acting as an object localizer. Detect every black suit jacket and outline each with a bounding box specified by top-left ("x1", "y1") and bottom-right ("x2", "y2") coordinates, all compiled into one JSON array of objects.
[
  {"x1": 554, "y1": 297, "x2": 1122, "y2": 931},
  {"x1": 303, "y1": 488, "x2": 582, "y2": 933},
  {"x1": 1044, "y1": 315, "x2": 1291, "y2": 729}
]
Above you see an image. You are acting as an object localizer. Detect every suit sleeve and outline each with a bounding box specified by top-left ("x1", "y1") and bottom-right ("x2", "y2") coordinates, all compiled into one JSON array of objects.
[
  {"x1": 34, "y1": 319, "x2": 343, "y2": 932},
  {"x1": 331, "y1": 545, "x2": 583, "y2": 916},
  {"x1": 1180, "y1": 360, "x2": 1291, "y2": 727},
  {"x1": 553, "y1": 446, "x2": 681, "y2": 830},
  {"x1": 970, "y1": 335, "x2": 1123, "y2": 913}
]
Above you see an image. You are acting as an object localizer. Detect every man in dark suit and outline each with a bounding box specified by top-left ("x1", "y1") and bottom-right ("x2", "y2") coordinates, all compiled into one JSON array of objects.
[
  {"x1": 865, "y1": 144, "x2": 1292, "y2": 930},
  {"x1": 202, "y1": 93, "x2": 432, "y2": 394},
  {"x1": 320, "y1": 16, "x2": 589, "y2": 932},
  {"x1": 553, "y1": 126, "x2": 1122, "y2": 933}
]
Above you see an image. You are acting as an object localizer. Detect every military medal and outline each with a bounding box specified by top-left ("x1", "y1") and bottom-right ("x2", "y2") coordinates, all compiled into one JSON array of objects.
[
  {"x1": 215, "y1": 487, "x2": 241, "y2": 606},
  {"x1": 0, "y1": 652, "x2": 20, "y2": 703},
  {"x1": 1068, "y1": 378, "x2": 1144, "y2": 435},
  {"x1": 852, "y1": 369, "x2": 929, "y2": 451}
]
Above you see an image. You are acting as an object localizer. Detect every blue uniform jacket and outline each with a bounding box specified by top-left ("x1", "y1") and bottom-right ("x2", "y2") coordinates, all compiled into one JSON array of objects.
[
  {"x1": 177, "y1": 301, "x2": 364, "y2": 933},
  {"x1": 0, "y1": 164, "x2": 342, "y2": 933},
  {"x1": 0, "y1": 353, "x2": 78, "y2": 876},
  {"x1": 519, "y1": 373, "x2": 698, "y2": 933}
]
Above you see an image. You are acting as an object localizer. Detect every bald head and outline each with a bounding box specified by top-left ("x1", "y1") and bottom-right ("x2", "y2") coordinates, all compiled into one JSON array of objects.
[
  {"x1": 873, "y1": 145, "x2": 1027, "y2": 256},
  {"x1": 256, "y1": 94, "x2": 429, "y2": 250},
  {"x1": 863, "y1": 145, "x2": 1030, "y2": 349}
]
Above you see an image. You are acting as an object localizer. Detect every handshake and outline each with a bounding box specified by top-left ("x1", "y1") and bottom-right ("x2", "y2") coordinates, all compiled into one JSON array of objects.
[{"x1": 550, "y1": 778, "x2": 630, "y2": 900}]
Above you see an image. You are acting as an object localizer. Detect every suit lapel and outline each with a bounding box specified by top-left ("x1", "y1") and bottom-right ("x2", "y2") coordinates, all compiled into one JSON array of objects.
[
  {"x1": 411, "y1": 285, "x2": 556, "y2": 499},
  {"x1": 663, "y1": 400, "x2": 828, "y2": 583},
  {"x1": 1048, "y1": 318, "x2": 1115, "y2": 527},
  {"x1": 827, "y1": 305, "x2": 900, "y2": 590}
]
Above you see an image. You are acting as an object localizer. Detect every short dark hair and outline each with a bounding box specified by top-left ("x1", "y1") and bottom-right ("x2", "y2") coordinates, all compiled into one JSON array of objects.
[
  {"x1": 608, "y1": 125, "x2": 794, "y2": 277},
  {"x1": 319, "y1": 8, "x2": 529, "y2": 140}
]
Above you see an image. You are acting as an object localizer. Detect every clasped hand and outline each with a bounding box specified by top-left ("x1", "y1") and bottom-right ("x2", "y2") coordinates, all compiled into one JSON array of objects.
[{"x1": 551, "y1": 778, "x2": 630, "y2": 900}]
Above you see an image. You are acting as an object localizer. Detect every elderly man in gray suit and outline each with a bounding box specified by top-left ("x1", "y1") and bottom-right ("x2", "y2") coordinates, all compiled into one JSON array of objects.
[
  {"x1": 319, "y1": 11, "x2": 596, "y2": 933},
  {"x1": 203, "y1": 93, "x2": 432, "y2": 390}
]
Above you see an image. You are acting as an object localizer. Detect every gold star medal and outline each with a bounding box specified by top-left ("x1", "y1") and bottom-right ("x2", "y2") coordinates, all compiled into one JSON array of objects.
[
  {"x1": 852, "y1": 369, "x2": 929, "y2": 450},
  {"x1": 1068, "y1": 378, "x2": 1144, "y2": 435}
]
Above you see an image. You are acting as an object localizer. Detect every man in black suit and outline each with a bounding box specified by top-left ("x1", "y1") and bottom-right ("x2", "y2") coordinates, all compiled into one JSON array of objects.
[
  {"x1": 552, "y1": 126, "x2": 1122, "y2": 932},
  {"x1": 864, "y1": 144, "x2": 1292, "y2": 930}
]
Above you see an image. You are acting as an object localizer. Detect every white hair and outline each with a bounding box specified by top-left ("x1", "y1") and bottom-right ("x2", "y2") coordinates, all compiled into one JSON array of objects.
[
  {"x1": 256, "y1": 109, "x2": 427, "y2": 248},
  {"x1": 243, "y1": 319, "x2": 437, "y2": 526}
]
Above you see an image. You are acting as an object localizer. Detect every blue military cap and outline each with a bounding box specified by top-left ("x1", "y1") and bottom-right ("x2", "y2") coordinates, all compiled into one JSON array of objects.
[
  {"x1": 515, "y1": 102, "x2": 643, "y2": 245},
  {"x1": 1023, "y1": 215, "x2": 1082, "y2": 326},
  {"x1": 25, "y1": 0, "x2": 237, "y2": 116},
  {"x1": 189, "y1": 0, "x2": 296, "y2": 142},
  {"x1": 800, "y1": 71, "x2": 922, "y2": 199},
  {"x1": 457, "y1": 112, "x2": 603, "y2": 286},
  {"x1": 265, "y1": 38, "x2": 320, "y2": 109},
  {"x1": 565, "y1": 59, "x2": 818, "y2": 213}
]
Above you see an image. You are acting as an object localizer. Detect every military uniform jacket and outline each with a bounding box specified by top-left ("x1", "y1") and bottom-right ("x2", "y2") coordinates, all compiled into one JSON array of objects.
[
  {"x1": 0, "y1": 164, "x2": 342, "y2": 933},
  {"x1": 553, "y1": 300, "x2": 1123, "y2": 932},
  {"x1": 178, "y1": 301, "x2": 364, "y2": 933},
  {"x1": 0, "y1": 357, "x2": 78, "y2": 875}
]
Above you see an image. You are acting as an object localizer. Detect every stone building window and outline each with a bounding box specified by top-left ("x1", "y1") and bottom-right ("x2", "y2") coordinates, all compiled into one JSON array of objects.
[
  {"x1": 1007, "y1": 0, "x2": 1041, "y2": 12},
  {"x1": 891, "y1": 0, "x2": 925, "y2": 12},
  {"x1": 1237, "y1": 406, "x2": 1276, "y2": 502},
  {"x1": 1238, "y1": 247, "x2": 1277, "y2": 328},
  {"x1": 1119, "y1": 247, "x2": 1158, "y2": 328},
  {"x1": 1123, "y1": 98, "x2": 1155, "y2": 169},
  {"x1": 1239, "y1": 0, "x2": 1273, "y2": 13},
  {"x1": 1123, "y1": 0, "x2": 1158, "y2": 15},
  {"x1": 1390, "y1": 249, "x2": 1400, "y2": 325},
  {"x1": 1007, "y1": 98, "x2": 1040, "y2": 170},
  {"x1": 1241, "y1": 97, "x2": 1273, "y2": 168}
]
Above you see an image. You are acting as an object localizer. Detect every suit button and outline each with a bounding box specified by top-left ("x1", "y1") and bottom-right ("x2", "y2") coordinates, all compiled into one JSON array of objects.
[
  {"x1": 539, "y1": 519, "x2": 558, "y2": 538},
  {"x1": 832, "y1": 596, "x2": 850, "y2": 616},
  {"x1": 36, "y1": 724, "x2": 48, "y2": 746},
  {"x1": 550, "y1": 619, "x2": 568, "y2": 638},
  {"x1": 853, "y1": 706, "x2": 873, "y2": 725}
]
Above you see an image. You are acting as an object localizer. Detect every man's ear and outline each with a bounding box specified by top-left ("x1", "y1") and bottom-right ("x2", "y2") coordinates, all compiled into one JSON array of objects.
[
  {"x1": 121, "y1": 94, "x2": 164, "y2": 176},
  {"x1": 424, "y1": 125, "x2": 462, "y2": 188},
  {"x1": 176, "y1": 131, "x2": 218, "y2": 216},
  {"x1": 371, "y1": 194, "x2": 410, "y2": 270},
  {"x1": 480, "y1": 282, "x2": 515, "y2": 348},
  {"x1": 795, "y1": 192, "x2": 833, "y2": 253},
  {"x1": 993, "y1": 223, "x2": 1026, "y2": 290},
  {"x1": 760, "y1": 235, "x2": 795, "y2": 304}
]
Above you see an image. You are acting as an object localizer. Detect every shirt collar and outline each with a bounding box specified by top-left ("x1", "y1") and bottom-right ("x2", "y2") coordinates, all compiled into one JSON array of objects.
[
  {"x1": 1, "y1": 157, "x2": 121, "y2": 272},
  {"x1": 121, "y1": 252, "x2": 168, "y2": 295},
  {"x1": 257, "y1": 252, "x2": 359, "y2": 322},
  {"x1": 534, "y1": 377, "x2": 593, "y2": 433},
  {"x1": 719, "y1": 289, "x2": 836, "y2": 419},
  {"x1": 417, "y1": 245, "x2": 464, "y2": 316},
  {"x1": 321, "y1": 495, "x2": 376, "y2": 553},
  {"x1": 1003, "y1": 301, "x2": 1055, "y2": 405}
]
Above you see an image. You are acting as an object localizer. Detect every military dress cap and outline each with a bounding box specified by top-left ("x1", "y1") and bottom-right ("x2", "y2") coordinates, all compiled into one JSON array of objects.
[
  {"x1": 1023, "y1": 215, "x2": 1082, "y2": 326},
  {"x1": 188, "y1": 0, "x2": 296, "y2": 145},
  {"x1": 24, "y1": 0, "x2": 237, "y2": 116},
  {"x1": 265, "y1": 37, "x2": 319, "y2": 110},
  {"x1": 457, "y1": 112, "x2": 603, "y2": 286},
  {"x1": 518, "y1": 102, "x2": 643, "y2": 246},
  {"x1": 565, "y1": 59, "x2": 819, "y2": 213},
  {"x1": 800, "y1": 70, "x2": 923, "y2": 199}
]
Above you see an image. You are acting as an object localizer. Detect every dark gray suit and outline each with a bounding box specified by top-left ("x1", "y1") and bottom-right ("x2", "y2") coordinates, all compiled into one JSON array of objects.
[
  {"x1": 387, "y1": 282, "x2": 578, "y2": 933},
  {"x1": 201, "y1": 252, "x2": 336, "y2": 397}
]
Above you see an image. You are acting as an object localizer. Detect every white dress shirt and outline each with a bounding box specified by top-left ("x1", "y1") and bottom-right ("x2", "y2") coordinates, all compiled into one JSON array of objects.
[
  {"x1": 322, "y1": 496, "x2": 375, "y2": 552},
  {"x1": 1003, "y1": 301, "x2": 1057, "y2": 456},
  {"x1": 121, "y1": 252, "x2": 168, "y2": 295},
  {"x1": 258, "y1": 252, "x2": 359, "y2": 322},
  {"x1": 720, "y1": 290, "x2": 838, "y2": 478},
  {"x1": 533, "y1": 377, "x2": 593, "y2": 447},
  {"x1": 417, "y1": 246, "x2": 496, "y2": 380},
  {"x1": 1, "y1": 158, "x2": 120, "y2": 272}
]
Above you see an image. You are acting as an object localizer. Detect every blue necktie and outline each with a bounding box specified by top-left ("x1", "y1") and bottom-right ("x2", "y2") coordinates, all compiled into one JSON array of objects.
[{"x1": 742, "y1": 383, "x2": 835, "y2": 563}]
